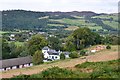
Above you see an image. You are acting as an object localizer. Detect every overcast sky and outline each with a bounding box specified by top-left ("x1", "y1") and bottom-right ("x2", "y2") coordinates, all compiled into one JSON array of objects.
[{"x1": 0, "y1": 0, "x2": 119, "y2": 13}]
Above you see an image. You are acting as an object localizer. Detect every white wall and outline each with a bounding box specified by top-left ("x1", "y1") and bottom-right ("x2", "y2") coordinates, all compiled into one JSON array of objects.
[
  {"x1": 65, "y1": 55, "x2": 69, "y2": 58},
  {"x1": 48, "y1": 55, "x2": 60, "y2": 60}
]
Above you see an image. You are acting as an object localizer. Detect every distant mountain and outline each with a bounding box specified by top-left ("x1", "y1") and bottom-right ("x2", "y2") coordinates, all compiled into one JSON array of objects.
[{"x1": 2, "y1": 10, "x2": 118, "y2": 34}]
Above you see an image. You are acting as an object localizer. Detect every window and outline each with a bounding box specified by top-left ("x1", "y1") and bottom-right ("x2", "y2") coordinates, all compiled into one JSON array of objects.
[
  {"x1": 55, "y1": 56, "x2": 57, "y2": 59},
  {"x1": 52, "y1": 56, "x2": 54, "y2": 59}
]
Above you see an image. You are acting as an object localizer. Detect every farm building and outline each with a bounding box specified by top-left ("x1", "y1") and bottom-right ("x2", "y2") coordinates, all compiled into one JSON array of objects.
[{"x1": 0, "y1": 56, "x2": 32, "y2": 71}]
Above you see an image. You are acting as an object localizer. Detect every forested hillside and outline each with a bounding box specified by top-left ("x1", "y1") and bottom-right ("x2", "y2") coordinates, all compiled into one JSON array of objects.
[{"x1": 2, "y1": 10, "x2": 118, "y2": 34}]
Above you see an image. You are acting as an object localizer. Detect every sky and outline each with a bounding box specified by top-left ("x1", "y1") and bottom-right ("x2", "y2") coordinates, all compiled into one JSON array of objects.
[{"x1": 0, "y1": 0, "x2": 119, "y2": 13}]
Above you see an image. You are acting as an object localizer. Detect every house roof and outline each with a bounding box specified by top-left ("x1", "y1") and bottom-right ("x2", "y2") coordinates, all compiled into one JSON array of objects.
[
  {"x1": 0, "y1": 56, "x2": 32, "y2": 68},
  {"x1": 63, "y1": 52, "x2": 70, "y2": 55},
  {"x1": 47, "y1": 50, "x2": 59, "y2": 55},
  {"x1": 42, "y1": 46, "x2": 49, "y2": 50}
]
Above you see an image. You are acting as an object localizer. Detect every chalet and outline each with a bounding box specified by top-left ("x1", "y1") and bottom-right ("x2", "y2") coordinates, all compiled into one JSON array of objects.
[{"x1": 0, "y1": 56, "x2": 32, "y2": 71}]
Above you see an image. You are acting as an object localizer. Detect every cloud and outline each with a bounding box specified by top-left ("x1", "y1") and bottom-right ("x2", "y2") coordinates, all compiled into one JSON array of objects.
[{"x1": 0, "y1": 0, "x2": 119, "y2": 13}]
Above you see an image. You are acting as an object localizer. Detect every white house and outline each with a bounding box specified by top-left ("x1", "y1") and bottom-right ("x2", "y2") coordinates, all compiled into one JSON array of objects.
[
  {"x1": 42, "y1": 46, "x2": 60, "y2": 61},
  {"x1": 42, "y1": 46, "x2": 70, "y2": 62},
  {"x1": 9, "y1": 34, "x2": 15, "y2": 41}
]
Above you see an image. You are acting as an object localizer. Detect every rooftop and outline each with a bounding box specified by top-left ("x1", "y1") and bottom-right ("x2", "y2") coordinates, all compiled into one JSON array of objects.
[{"x1": 0, "y1": 56, "x2": 32, "y2": 68}]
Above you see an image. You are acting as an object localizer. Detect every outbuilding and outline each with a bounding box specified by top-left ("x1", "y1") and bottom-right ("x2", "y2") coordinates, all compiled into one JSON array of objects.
[{"x1": 0, "y1": 56, "x2": 32, "y2": 71}]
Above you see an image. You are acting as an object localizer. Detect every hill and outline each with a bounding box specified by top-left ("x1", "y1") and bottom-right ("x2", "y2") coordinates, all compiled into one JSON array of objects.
[
  {"x1": 12, "y1": 59, "x2": 119, "y2": 78},
  {"x1": 1, "y1": 45, "x2": 119, "y2": 78},
  {"x1": 2, "y1": 10, "x2": 118, "y2": 34}
]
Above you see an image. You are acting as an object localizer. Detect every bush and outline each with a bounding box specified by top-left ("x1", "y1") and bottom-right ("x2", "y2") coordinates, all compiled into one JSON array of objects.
[
  {"x1": 10, "y1": 74, "x2": 31, "y2": 80},
  {"x1": 32, "y1": 50, "x2": 44, "y2": 65},
  {"x1": 41, "y1": 67, "x2": 74, "y2": 78},
  {"x1": 106, "y1": 45, "x2": 111, "y2": 49},
  {"x1": 80, "y1": 50, "x2": 87, "y2": 56},
  {"x1": 69, "y1": 51, "x2": 79, "y2": 58},
  {"x1": 60, "y1": 53, "x2": 65, "y2": 60}
]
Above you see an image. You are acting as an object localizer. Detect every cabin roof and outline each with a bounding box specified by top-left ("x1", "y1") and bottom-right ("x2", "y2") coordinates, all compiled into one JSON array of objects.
[{"x1": 0, "y1": 56, "x2": 32, "y2": 68}]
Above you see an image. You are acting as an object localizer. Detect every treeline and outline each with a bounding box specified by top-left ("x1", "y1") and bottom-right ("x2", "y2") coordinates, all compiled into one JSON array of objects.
[
  {"x1": 2, "y1": 10, "x2": 48, "y2": 30},
  {"x1": 2, "y1": 27, "x2": 119, "y2": 60}
]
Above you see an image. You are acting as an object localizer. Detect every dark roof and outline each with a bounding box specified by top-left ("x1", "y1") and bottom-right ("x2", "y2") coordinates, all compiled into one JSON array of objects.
[
  {"x1": 63, "y1": 52, "x2": 70, "y2": 55},
  {"x1": 42, "y1": 46, "x2": 49, "y2": 50},
  {"x1": 47, "y1": 50, "x2": 59, "y2": 55},
  {"x1": 0, "y1": 56, "x2": 32, "y2": 68}
]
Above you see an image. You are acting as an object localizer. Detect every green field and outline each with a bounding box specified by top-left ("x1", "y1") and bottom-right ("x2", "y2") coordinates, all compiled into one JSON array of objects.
[
  {"x1": 0, "y1": 31, "x2": 21, "y2": 35},
  {"x1": 8, "y1": 41, "x2": 24, "y2": 46},
  {"x1": 92, "y1": 14, "x2": 118, "y2": 21},
  {"x1": 0, "y1": 31, "x2": 8, "y2": 34},
  {"x1": 102, "y1": 20, "x2": 118, "y2": 29},
  {"x1": 47, "y1": 24, "x2": 64, "y2": 27},
  {"x1": 49, "y1": 18, "x2": 103, "y2": 31}
]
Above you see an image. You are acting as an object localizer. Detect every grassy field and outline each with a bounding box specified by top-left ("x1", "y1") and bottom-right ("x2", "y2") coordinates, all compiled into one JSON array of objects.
[
  {"x1": 0, "y1": 31, "x2": 21, "y2": 35},
  {"x1": 47, "y1": 24, "x2": 64, "y2": 27},
  {"x1": 64, "y1": 26, "x2": 79, "y2": 31},
  {"x1": 102, "y1": 20, "x2": 118, "y2": 29},
  {"x1": 49, "y1": 18, "x2": 104, "y2": 31},
  {"x1": 12, "y1": 59, "x2": 119, "y2": 78},
  {"x1": 92, "y1": 14, "x2": 118, "y2": 21},
  {"x1": 48, "y1": 14, "x2": 118, "y2": 32},
  {"x1": 0, "y1": 31, "x2": 8, "y2": 34},
  {"x1": 8, "y1": 41, "x2": 24, "y2": 46}
]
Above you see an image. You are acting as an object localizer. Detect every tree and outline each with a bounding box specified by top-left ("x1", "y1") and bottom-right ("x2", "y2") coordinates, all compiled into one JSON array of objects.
[
  {"x1": 48, "y1": 37, "x2": 61, "y2": 51},
  {"x1": 2, "y1": 39, "x2": 11, "y2": 59},
  {"x1": 32, "y1": 50, "x2": 44, "y2": 65},
  {"x1": 69, "y1": 51, "x2": 79, "y2": 58},
  {"x1": 65, "y1": 27, "x2": 102, "y2": 51},
  {"x1": 60, "y1": 53, "x2": 65, "y2": 60},
  {"x1": 80, "y1": 50, "x2": 87, "y2": 56},
  {"x1": 9, "y1": 42, "x2": 19, "y2": 58},
  {"x1": 27, "y1": 34, "x2": 48, "y2": 55}
]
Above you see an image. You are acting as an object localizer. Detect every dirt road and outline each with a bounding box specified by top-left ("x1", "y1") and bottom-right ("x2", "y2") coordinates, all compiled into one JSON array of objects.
[{"x1": 1, "y1": 49, "x2": 119, "y2": 78}]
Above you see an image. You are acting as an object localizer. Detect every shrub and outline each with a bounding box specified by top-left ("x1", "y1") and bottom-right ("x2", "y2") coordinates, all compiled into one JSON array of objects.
[
  {"x1": 80, "y1": 50, "x2": 87, "y2": 56},
  {"x1": 60, "y1": 53, "x2": 65, "y2": 60},
  {"x1": 32, "y1": 50, "x2": 44, "y2": 65},
  {"x1": 106, "y1": 45, "x2": 111, "y2": 49},
  {"x1": 10, "y1": 74, "x2": 30, "y2": 79},
  {"x1": 69, "y1": 51, "x2": 79, "y2": 58}
]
